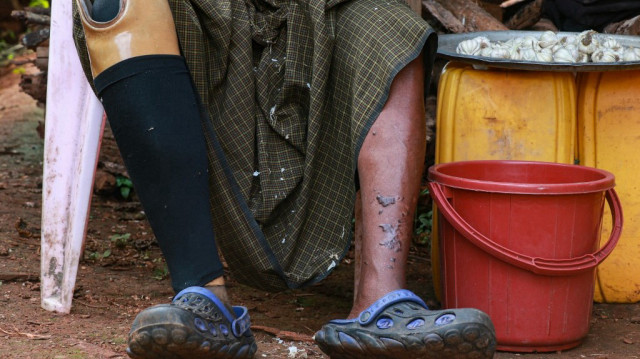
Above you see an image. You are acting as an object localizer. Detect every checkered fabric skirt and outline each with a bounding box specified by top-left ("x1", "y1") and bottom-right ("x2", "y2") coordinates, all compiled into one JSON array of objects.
[{"x1": 73, "y1": 0, "x2": 435, "y2": 291}]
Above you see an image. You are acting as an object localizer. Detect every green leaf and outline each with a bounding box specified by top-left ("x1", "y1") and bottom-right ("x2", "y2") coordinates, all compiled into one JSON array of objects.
[
  {"x1": 109, "y1": 233, "x2": 131, "y2": 242},
  {"x1": 120, "y1": 186, "x2": 131, "y2": 199},
  {"x1": 29, "y1": 0, "x2": 50, "y2": 8},
  {"x1": 102, "y1": 249, "x2": 111, "y2": 258},
  {"x1": 116, "y1": 176, "x2": 133, "y2": 188},
  {"x1": 152, "y1": 266, "x2": 169, "y2": 280},
  {"x1": 110, "y1": 233, "x2": 131, "y2": 248}
]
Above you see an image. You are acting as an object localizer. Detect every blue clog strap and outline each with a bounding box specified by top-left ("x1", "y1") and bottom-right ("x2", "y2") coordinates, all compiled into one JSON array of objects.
[
  {"x1": 231, "y1": 306, "x2": 251, "y2": 337},
  {"x1": 357, "y1": 289, "x2": 427, "y2": 325},
  {"x1": 174, "y1": 286, "x2": 252, "y2": 337},
  {"x1": 328, "y1": 289, "x2": 427, "y2": 326}
]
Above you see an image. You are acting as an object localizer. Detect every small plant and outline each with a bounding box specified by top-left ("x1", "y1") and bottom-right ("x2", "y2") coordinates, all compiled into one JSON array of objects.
[
  {"x1": 0, "y1": 38, "x2": 22, "y2": 65},
  {"x1": 109, "y1": 233, "x2": 131, "y2": 248},
  {"x1": 116, "y1": 175, "x2": 134, "y2": 199},
  {"x1": 87, "y1": 249, "x2": 111, "y2": 260},
  {"x1": 152, "y1": 265, "x2": 169, "y2": 281},
  {"x1": 413, "y1": 187, "x2": 433, "y2": 246},
  {"x1": 29, "y1": 0, "x2": 50, "y2": 8}
]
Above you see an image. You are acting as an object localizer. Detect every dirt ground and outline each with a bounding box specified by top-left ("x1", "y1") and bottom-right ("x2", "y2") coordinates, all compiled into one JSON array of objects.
[{"x1": 0, "y1": 59, "x2": 639, "y2": 359}]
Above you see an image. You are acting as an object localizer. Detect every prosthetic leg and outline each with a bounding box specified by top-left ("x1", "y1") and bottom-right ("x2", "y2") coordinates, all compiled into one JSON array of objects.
[
  {"x1": 71, "y1": 1, "x2": 256, "y2": 357},
  {"x1": 74, "y1": 0, "x2": 180, "y2": 77},
  {"x1": 74, "y1": 0, "x2": 227, "y2": 294}
]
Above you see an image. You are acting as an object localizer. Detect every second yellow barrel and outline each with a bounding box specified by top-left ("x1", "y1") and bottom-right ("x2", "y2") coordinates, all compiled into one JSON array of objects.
[{"x1": 578, "y1": 70, "x2": 640, "y2": 303}]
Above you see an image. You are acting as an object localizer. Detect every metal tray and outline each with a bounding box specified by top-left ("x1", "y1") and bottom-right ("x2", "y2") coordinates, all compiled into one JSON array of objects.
[{"x1": 437, "y1": 31, "x2": 640, "y2": 72}]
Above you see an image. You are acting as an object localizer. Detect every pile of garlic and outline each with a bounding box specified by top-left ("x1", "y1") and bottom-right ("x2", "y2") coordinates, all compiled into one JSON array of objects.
[{"x1": 455, "y1": 30, "x2": 640, "y2": 63}]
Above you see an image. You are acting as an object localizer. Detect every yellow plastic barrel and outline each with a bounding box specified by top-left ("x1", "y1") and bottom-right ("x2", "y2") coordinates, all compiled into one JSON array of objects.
[
  {"x1": 432, "y1": 62, "x2": 577, "y2": 298},
  {"x1": 578, "y1": 70, "x2": 640, "y2": 303}
]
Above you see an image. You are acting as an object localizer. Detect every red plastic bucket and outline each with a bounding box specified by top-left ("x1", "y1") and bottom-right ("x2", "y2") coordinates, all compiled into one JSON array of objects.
[{"x1": 428, "y1": 160, "x2": 622, "y2": 352}]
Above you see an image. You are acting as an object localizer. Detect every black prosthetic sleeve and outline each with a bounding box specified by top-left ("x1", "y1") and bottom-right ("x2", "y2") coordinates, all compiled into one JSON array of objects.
[
  {"x1": 91, "y1": 0, "x2": 120, "y2": 22},
  {"x1": 94, "y1": 55, "x2": 224, "y2": 292}
]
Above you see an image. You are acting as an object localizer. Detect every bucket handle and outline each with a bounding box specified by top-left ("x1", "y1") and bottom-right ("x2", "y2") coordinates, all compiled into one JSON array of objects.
[{"x1": 429, "y1": 182, "x2": 623, "y2": 276}]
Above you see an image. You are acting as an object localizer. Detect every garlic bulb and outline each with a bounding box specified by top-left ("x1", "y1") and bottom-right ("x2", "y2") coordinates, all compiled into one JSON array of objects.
[
  {"x1": 592, "y1": 49, "x2": 619, "y2": 63},
  {"x1": 520, "y1": 47, "x2": 538, "y2": 61},
  {"x1": 601, "y1": 37, "x2": 622, "y2": 52},
  {"x1": 476, "y1": 36, "x2": 491, "y2": 49},
  {"x1": 509, "y1": 47, "x2": 523, "y2": 61},
  {"x1": 622, "y1": 48, "x2": 640, "y2": 62},
  {"x1": 480, "y1": 46, "x2": 494, "y2": 57},
  {"x1": 456, "y1": 37, "x2": 492, "y2": 55},
  {"x1": 491, "y1": 48, "x2": 510, "y2": 59},
  {"x1": 538, "y1": 31, "x2": 558, "y2": 48},
  {"x1": 551, "y1": 43, "x2": 563, "y2": 54},
  {"x1": 536, "y1": 48, "x2": 553, "y2": 62},
  {"x1": 577, "y1": 30, "x2": 598, "y2": 55},
  {"x1": 456, "y1": 38, "x2": 482, "y2": 55},
  {"x1": 519, "y1": 36, "x2": 540, "y2": 50},
  {"x1": 553, "y1": 48, "x2": 575, "y2": 63},
  {"x1": 512, "y1": 37, "x2": 525, "y2": 48},
  {"x1": 564, "y1": 45, "x2": 579, "y2": 60},
  {"x1": 559, "y1": 35, "x2": 577, "y2": 46}
]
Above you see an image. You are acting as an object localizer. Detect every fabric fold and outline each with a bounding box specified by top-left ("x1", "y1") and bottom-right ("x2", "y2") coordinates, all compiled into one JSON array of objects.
[{"x1": 73, "y1": 0, "x2": 435, "y2": 291}]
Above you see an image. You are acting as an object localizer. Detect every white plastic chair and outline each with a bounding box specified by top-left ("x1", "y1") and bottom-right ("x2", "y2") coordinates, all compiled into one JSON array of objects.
[{"x1": 41, "y1": 0, "x2": 105, "y2": 313}]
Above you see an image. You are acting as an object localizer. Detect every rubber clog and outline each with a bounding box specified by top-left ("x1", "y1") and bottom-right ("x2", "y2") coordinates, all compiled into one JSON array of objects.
[
  {"x1": 126, "y1": 287, "x2": 257, "y2": 359},
  {"x1": 314, "y1": 289, "x2": 496, "y2": 359}
]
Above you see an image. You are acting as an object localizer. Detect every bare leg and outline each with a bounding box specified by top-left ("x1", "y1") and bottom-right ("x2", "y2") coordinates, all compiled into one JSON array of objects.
[
  {"x1": 350, "y1": 55, "x2": 426, "y2": 318},
  {"x1": 309, "y1": 53, "x2": 497, "y2": 359},
  {"x1": 352, "y1": 191, "x2": 363, "y2": 306}
]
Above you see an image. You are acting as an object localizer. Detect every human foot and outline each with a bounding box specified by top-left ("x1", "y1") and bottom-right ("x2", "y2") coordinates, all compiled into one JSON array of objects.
[{"x1": 126, "y1": 287, "x2": 257, "y2": 359}]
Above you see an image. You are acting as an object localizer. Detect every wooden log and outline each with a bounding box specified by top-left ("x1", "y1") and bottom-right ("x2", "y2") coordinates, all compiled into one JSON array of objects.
[
  {"x1": 94, "y1": 169, "x2": 117, "y2": 195},
  {"x1": 250, "y1": 325, "x2": 314, "y2": 343},
  {"x1": 604, "y1": 15, "x2": 640, "y2": 36},
  {"x1": 504, "y1": 0, "x2": 543, "y2": 30},
  {"x1": 407, "y1": 0, "x2": 421, "y2": 14},
  {"x1": 479, "y1": 1, "x2": 504, "y2": 22},
  {"x1": 21, "y1": 27, "x2": 49, "y2": 49},
  {"x1": 434, "y1": 0, "x2": 508, "y2": 32},
  {"x1": 11, "y1": 9, "x2": 50, "y2": 25},
  {"x1": 35, "y1": 45, "x2": 48, "y2": 71},
  {"x1": 25, "y1": 6, "x2": 51, "y2": 16},
  {"x1": 20, "y1": 71, "x2": 48, "y2": 104},
  {"x1": 0, "y1": 44, "x2": 23, "y2": 58},
  {"x1": 530, "y1": 17, "x2": 558, "y2": 32},
  {"x1": 422, "y1": 0, "x2": 466, "y2": 33},
  {"x1": 0, "y1": 272, "x2": 39, "y2": 282}
]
